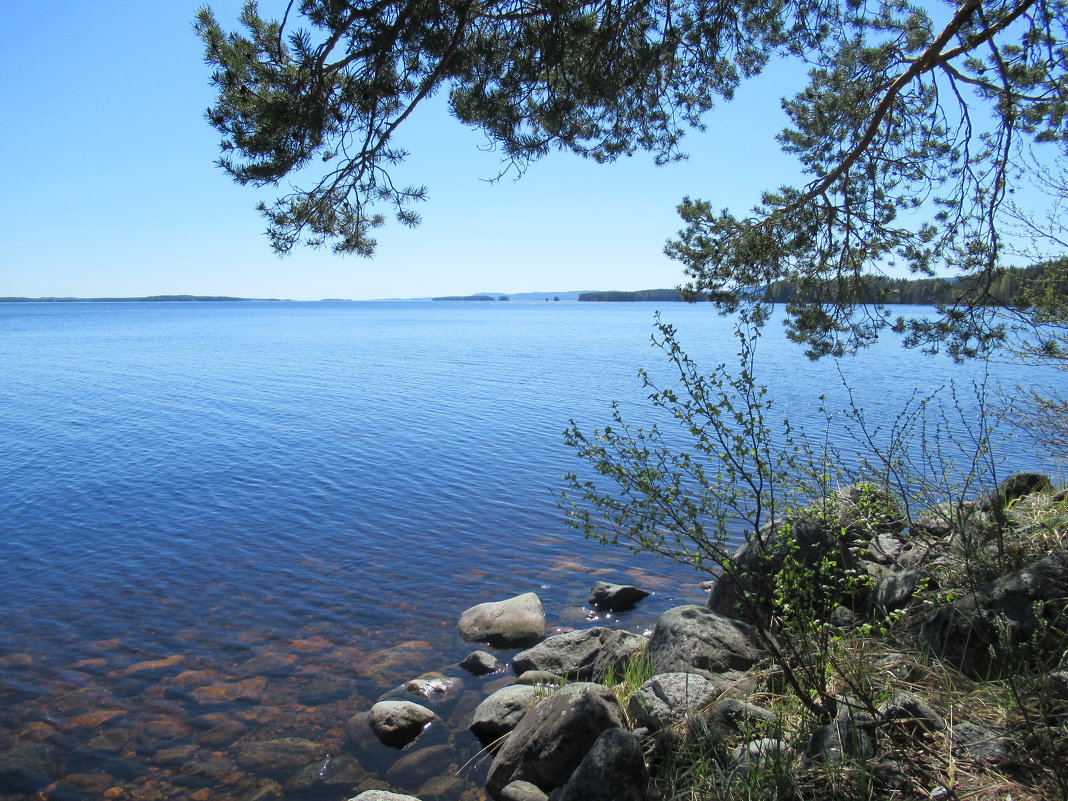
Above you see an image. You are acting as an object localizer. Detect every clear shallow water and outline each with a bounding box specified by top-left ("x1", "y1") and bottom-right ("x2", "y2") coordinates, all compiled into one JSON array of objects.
[{"x1": 0, "y1": 300, "x2": 1061, "y2": 800}]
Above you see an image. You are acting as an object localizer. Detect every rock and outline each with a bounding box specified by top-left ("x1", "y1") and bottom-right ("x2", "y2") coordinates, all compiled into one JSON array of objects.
[
  {"x1": 587, "y1": 582, "x2": 650, "y2": 612},
  {"x1": 459, "y1": 593, "x2": 546, "y2": 648},
  {"x1": 515, "y1": 670, "x2": 566, "y2": 687},
  {"x1": 368, "y1": 700, "x2": 438, "y2": 748},
  {"x1": 234, "y1": 738, "x2": 327, "y2": 772},
  {"x1": 192, "y1": 677, "x2": 267, "y2": 705},
  {"x1": 733, "y1": 738, "x2": 789, "y2": 770},
  {"x1": 920, "y1": 548, "x2": 1068, "y2": 677},
  {"x1": 951, "y1": 721, "x2": 1012, "y2": 763},
  {"x1": 878, "y1": 690, "x2": 944, "y2": 733},
  {"x1": 404, "y1": 672, "x2": 464, "y2": 703},
  {"x1": 647, "y1": 606, "x2": 766, "y2": 680},
  {"x1": 0, "y1": 742, "x2": 62, "y2": 795},
  {"x1": 358, "y1": 640, "x2": 435, "y2": 685},
  {"x1": 385, "y1": 743, "x2": 454, "y2": 786},
  {"x1": 469, "y1": 685, "x2": 540, "y2": 747},
  {"x1": 827, "y1": 606, "x2": 856, "y2": 627},
  {"x1": 552, "y1": 727, "x2": 647, "y2": 801},
  {"x1": 705, "y1": 698, "x2": 774, "y2": 739},
  {"x1": 978, "y1": 472, "x2": 1052, "y2": 512},
  {"x1": 500, "y1": 780, "x2": 549, "y2": 801},
  {"x1": 807, "y1": 702, "x2": 875, "y2": 764},
  {"x1": 707, "y1": 484, "x2": 903, "y2": 622},
  {"x1": 152, "y1": 743, "x2": 198, "y2": 765},
  {"x1": 485, "y1": 682, "x2": 625, "y2": 799},
  {"x1": 348, "y1": 792, "x2": 423, "y2": 801},
  {"x1": 241, "y1": 781, "x2": 285, "y2": 801},
  {"x1": 120, "y1": 654, "x2": 185, "y2": 677},
  {"x1": 285, "y1": 754, "x2": 367, "y2": 793},
  {"x1": 512, "y1": 627, "x2": 645, "y2": 681},
  {"x1": 191, "y1": 712, "x2": 246, "y2": 746},
  {"x1": 870, "y1": 568, "x2": 931, "y2": 615},
  {"x1": 417, "y1": 774, "x2": 468, "y2": 799},
  {"x1": 626, "y1": 672, "x2": 721, "y2": 731},
  {"x1": 460, "y1": 650, "x2": 505, "y2": 676},
  {"x1": 1046, "y1": 670, "x2": 1068, "y2": 718}
]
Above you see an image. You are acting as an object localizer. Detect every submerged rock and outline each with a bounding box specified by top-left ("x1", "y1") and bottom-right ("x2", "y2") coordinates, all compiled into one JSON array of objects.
[
  {"x1": 458, "y1": 593, "x2": 546, "y2": 648},
  {"x1": 235, "y1": 738, "x2": 327, "y2": 772}
]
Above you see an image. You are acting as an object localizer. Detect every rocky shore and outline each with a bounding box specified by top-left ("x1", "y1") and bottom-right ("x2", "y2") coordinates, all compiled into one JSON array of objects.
[
  {"x1": 3, "y1": 474, "x2": 1065, "y2": 801},
  {"x1": 345, "y1": 473, "x2": 1068, "y2": 801}
]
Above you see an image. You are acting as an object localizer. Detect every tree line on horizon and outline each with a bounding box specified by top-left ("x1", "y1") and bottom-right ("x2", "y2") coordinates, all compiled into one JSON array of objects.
[{"x1": 580, "y1": 260, "x2": 1067, "y2": 306}]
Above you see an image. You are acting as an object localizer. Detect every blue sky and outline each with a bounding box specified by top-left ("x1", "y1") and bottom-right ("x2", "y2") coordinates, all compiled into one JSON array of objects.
[{"x1": 3, "y1": 3, "x2": 807, "y2": 300}]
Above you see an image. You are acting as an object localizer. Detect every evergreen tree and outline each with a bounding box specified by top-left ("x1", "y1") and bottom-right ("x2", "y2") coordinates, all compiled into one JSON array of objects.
[{"x1": 197, "y1": 0, "x2": 1067, "y2": 356}]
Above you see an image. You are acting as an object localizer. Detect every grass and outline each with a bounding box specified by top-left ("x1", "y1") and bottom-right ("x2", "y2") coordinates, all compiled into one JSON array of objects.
[{"x1": 617, "y1": 485, "x2": 1068, "y2": 801}]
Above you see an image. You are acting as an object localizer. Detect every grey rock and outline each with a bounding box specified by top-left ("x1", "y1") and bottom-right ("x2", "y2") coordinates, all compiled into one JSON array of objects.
[
  {"x1": 1046, "y1": 670, "x2": 1068, "y2": 717},
  {"x1": 460, "y1": 650, "x2": 505, "y2": 676},
  {"x1": 286, "y1": 754, "x2": 367, "y2": 792},
  {"x1": 870, "y1": 568, "x2": 930, "y2": 615},
  {"x1": 626, "y1": 672, "x2": 721, "y2": 731},
  {"x1": 707, "y1": 484, "x2": 902, "y2": 622},
  {"x1": 404, "y1": 672, "x2": 464, "y2": 703},
  {"x1": 234, "y1": 738, "x2": 327, "y2": 772},
  {"x1": 485, "y1": 682, "x2": 625, "y2": 799},
  {"x1": 368, "y1": 700, "x2": 438, "y2": 748},
  {"x1": 979, "y1": 472, "x2": 1052, "y2": 512},
  {"x1": 951, "y1": 721, "x2": 1013, "y2": 763},
  {"x1": 459, "y1": 593, "x2": 546, "y2": 648},
  {"x1": 879, "y1": 690, "x2": 944, "y2": 733},
  {"x1": 385, "y1": 743, "x2": 453, "y2": 786},
  {"x1": 512, "y1": 627, "x2": 645, "y2": 682},
  {"x1": 588, "y1": 581, "x2": 650, "y2": 611},
  {"x1": 827, "y1": 606, "x2": 856, "y2": 627},
  {"x1": 0, "y1": 742, "x2": 62, "y2": 795},
  {"x1": 920, "y1": 548, "x2": 1068, "y2": 677},
  {"x1": 469, "y1": 685, "x2": 540, "y2": 747},
  {"x1": 500, "y1": 780, "x2": 549, "y2": 801},
  {"x1": 733, "y1": 738, "x2": 789, "y2": 769},
  {"x1": 515, "y1": 670, "x2": 566, "y2": 687},
  {"x1": 647, "y1": 605, "x2": 766, "y2": 680},
  {"x1": 808, "y1": 717, "x2": 874, "y2": 764},
  {"x1": 705, "y1": 698, "x2": 774, "y2": 739},
  {"x1": 552, "y1": 727, "x2": 648, "y2": 801}
]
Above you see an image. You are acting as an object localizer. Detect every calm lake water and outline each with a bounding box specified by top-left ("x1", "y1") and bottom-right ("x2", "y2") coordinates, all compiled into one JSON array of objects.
[{"x1": 0, "y1": 300, "x2": 1062, "y2": 800}]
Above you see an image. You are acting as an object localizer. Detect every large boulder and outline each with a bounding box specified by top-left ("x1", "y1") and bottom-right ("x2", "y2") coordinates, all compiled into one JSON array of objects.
[
  {"x1": 626, "y1": 672, "x2": 721, "y2": 731},
  {"x1": 459, "y1": 593, "x2": 545, "y2": 648},
  {"x1": 469, "y1": 685, "x2": 540, "y2": 747},
  {"x1": 647, "y1": 606, "x2": 766, "y2": 680},
  {"x1": 485, "y1": 682, "x2": 625, "y2": 799},
  {"x1": 920, "y1": 548, "x2": 1068, "y2": 677},
  {"x1": 707, "y1": 484, "x2": 903, "y2": 623},
  {"x1": 512, "y1": 627, "x2": 645, "y2": 682},
  {"x1": 552, "y1": 727, "x2": 648, "y2": 801}
]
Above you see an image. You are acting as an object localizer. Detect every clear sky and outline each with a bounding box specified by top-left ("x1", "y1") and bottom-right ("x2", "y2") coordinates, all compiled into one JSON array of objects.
[{"x1": 3, "y1": 3, "x2": 807, "y2": 301}]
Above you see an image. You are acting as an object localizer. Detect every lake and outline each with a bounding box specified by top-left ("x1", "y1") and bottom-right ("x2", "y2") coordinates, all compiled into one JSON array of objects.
[{"x1": 0, "y1": 300, "x2": 1061, "y2": 800}]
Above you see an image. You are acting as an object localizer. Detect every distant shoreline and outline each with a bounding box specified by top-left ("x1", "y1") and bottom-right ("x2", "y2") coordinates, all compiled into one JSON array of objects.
[{"x1": 0, "y1": 295, "x2": 282, "y2": 303}]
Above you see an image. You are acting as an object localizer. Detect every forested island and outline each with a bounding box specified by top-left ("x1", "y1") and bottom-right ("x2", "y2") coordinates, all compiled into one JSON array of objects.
[{"x1": 580, "y1": 260, "x2": 1067, "y2": 305}]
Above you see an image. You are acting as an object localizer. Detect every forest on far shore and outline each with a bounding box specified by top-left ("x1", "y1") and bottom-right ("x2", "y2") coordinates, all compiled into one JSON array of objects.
[{"x1": 579, "y1": 259, "x2": 1067, "y2": 305}]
